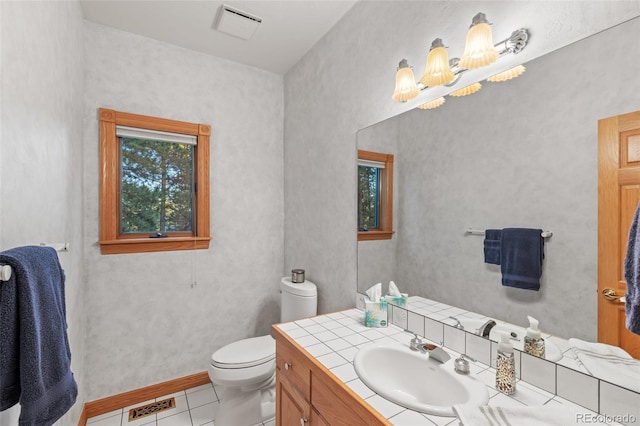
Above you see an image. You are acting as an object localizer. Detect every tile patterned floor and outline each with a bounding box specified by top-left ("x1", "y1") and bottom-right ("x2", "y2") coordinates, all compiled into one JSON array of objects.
[{"x1": 85, "y1": 383, "x2": 275, "y2": 426}]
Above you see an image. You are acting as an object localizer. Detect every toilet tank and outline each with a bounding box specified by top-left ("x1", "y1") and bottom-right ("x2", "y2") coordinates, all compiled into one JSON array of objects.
[{"x1": 280, "y1": 277, "x2": 317, "y2": 323}]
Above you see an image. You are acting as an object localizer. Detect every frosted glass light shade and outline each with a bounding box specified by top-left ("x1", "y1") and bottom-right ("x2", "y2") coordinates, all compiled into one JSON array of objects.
[
  {"x1": 459, "y1": 13, "x2": 499, "y2": 69},
  {"x1": 487, "y1": 65, "x2": 526, "y2": 82},
  {"x1": 449, "y1": 82, "x2": 482, "y2": 97},
  {"x1": 417, "y1": 97, "x2": 445, "y2": 110},
  {"x1": 391, "y1": 60, "x2": 420, "y2": 102},
  {"x1": 420, "y1": 39, "x2": 455, "y2": 87}
]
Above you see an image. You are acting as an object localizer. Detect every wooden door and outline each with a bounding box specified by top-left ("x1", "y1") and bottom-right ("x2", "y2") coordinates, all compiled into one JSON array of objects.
[{"x1": 598, "y1": 110, "x2": 640, "y2": 358}]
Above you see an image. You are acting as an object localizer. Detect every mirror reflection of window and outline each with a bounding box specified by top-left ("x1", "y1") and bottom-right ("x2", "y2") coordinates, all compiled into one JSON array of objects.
[{"x1": 357, "y1": 150, "x2": 393, "y2": 241}]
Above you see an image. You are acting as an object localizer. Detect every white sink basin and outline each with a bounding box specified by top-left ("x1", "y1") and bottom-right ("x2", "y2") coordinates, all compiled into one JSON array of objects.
[{"x1": 353, "y1": 343, "x2": 489, "y2": 417}]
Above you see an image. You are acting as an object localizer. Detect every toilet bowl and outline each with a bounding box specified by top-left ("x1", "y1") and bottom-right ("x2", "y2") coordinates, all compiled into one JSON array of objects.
[{"x1": 208, "y1": 277, "x2": 317, "y2": 426}]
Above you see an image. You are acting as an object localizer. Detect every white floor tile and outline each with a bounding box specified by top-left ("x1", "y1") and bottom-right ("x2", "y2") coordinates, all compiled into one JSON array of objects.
[
  {"x1": 156, "y1": 409, "x2": 192, "y2": 426},
  {"x1": 189, "y1": 401, "x2": 220, "y2": 426},
  {"x1": 86, "y1": 409, "x2": 122, "y2": 425},
  {"x1": 156, "y1": 390, "x2": 186, "y2": 400},
  {"x1": 186, "y1": 383, "x2": 214, "y2": 395},
  {"x1": 186, "y1": 387, "x2": 218, "y2": 409},
  {"x1": 157, "y1": 394, "x2": 189, "y2": 419},
  {"x1": 86, "y1": 411, "x2": 123, "y2": 426},
  {"x1": 125, "y1": 413, "x2": 157, "y2": 426}
]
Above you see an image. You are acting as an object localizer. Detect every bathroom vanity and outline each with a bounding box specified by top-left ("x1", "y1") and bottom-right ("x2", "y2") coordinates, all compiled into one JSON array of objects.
[
  {"x1": 272, "y1": 301, "x2": 640, "y2": 425},
  {"x1": 273, "y1": 324, "x2": 390, "y2": 426}
]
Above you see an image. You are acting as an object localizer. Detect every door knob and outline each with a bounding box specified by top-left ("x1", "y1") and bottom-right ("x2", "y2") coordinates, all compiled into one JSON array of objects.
[{"x1": 602, "y1": 288, "x2": 621, "y2": 301}]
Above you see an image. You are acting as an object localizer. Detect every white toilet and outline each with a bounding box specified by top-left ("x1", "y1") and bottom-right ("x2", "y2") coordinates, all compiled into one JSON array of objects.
[{"x1": 208, "y1": 277, "x2": 317, "y2": 426}]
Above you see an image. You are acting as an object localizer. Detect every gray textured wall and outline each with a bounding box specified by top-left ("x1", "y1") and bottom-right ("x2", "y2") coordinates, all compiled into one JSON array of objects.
[
  {"x1": 82, "y1": 22, "x2": 285, "y2": 400},
  {"x1": 391, "y1": 16, "x2": 640, "y2": 340},
  {"x1": 285, "y1": 1, "x2": 640, "y2": 341},
  {"x1": 0, "y1": 2, "x2": 86, "y2": 424}
]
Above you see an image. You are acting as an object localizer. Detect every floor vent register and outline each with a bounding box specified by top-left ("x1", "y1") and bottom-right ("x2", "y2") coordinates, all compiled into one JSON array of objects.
[{"x1": 128, "y1": 397, "x2": 176, "y2": 422}]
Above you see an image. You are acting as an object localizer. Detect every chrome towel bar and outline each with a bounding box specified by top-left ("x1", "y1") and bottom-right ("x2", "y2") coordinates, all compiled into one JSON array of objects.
[
  {"x1": 466, "y1": 228, "x2": 553, "y2": 238},
  {"x1": 0, "y1": 243, "x2": 69, "y2": 282}
]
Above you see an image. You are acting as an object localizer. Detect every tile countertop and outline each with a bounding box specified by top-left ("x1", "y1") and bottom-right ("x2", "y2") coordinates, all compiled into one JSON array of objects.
[{"x1": 275, "y1": 308, "x2": 625, "y2": 426}]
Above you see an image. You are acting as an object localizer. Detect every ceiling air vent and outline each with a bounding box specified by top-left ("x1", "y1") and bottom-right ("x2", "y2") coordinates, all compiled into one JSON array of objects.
[{"x1": 214, "y1": 4, "x2": 262, "y2": 40}]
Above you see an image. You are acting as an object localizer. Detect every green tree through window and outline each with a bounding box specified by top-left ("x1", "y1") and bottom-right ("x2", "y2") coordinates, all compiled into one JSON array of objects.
[
  {"x1": 358, "y1": 165, "x2": 379, "y2": 230},
  {"x1": 357, "y1": 150, "x2": 394, "y2": 241},
  {"x1": 120, "y1": 138, "x2": 194, "y2": 234}
]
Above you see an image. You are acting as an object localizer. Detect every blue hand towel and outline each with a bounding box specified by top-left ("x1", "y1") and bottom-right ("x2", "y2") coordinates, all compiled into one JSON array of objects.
[
  {"x1": 483, "y1": 229, "x2": 502, "y2": 265},
  {"x1": 0, "y1": 246, "x2": 77, "y2": 426},
  {"x1": 500, "y1": 228, "x2": 544, "y2": 291},
  {"x1": 624, "y1": 202, "x2": 640, "y2": 335}
]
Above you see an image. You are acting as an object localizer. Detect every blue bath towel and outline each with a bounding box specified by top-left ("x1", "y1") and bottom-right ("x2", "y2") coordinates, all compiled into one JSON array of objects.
[
  {"x1": 500, "y1": 228, "x2": 544, "y2": 291},
  {"x1": 624, "y1": 202, "x2": 640, "y2": 335},
  {"x1": 483, "y1": 229, "x2": 502, "y2": 265},
  {"x1": 0, "y1": 246, "x2": 77, "y2": 425}
]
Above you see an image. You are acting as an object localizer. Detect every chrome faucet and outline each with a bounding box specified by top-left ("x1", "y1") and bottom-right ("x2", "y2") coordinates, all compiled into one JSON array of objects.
[
  {"x1": 428, "y1": 346, "x2": 452, "y2": 364},
  {"x1": 409, "y1": 334, "x2": 424, "y2": 351},
  {"x1": 478, "y1": 319, "x2": 497, "y2": 338},
  {"x1": 408, "y1": 333, "x2": 451, "y2": 363},
  {"x1": 454, "y1": 354, "x2": 476, "y2": 374},
  {"x1": 449, "y1": 316, "x2": 464, "y2": 330}
]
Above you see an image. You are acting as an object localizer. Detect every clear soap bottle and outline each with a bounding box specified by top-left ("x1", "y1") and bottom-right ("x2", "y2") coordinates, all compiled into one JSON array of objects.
[
  {"x1": 523, "y1": 316, "x2": 545, "y2": 358},
  {"x1": 496, "y1": 332, "x2": 516, "y2": 395}
]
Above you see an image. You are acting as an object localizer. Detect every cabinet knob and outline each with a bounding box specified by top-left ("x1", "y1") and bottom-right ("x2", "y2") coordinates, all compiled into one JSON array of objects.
[
  {"x1": 300, "y1": 417, "x2": 308, "y2": 425},
  {"x1": 284, "y1": 362, "x2": 291, "y2": 370}
]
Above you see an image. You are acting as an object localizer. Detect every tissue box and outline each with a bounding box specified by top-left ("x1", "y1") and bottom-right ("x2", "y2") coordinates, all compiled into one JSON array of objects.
[
  {"x1": 364, "y1": 297, "x2": 388, "y2": 327},
  {"x1": 385, "y1": 293, "x2": 408, "y2": 308}
]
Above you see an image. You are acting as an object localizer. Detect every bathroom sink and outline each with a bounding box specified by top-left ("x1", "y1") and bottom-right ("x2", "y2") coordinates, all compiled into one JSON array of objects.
[{"x1": 353, "y1": 343, "x2": 488, "y2": 417}]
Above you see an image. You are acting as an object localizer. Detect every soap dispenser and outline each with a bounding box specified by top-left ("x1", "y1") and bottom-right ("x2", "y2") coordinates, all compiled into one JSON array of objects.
[
  {"x1": 524, "y1": 316, "x2": 545, "y2": 358},
  {"x1": 496, "y1": 332, "x2": 516, "y2": 395}
]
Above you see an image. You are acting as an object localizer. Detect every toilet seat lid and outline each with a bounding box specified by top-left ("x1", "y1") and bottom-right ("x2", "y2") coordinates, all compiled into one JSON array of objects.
[{"x1": 211, "y1": 335, "x2": 275, "y2": 369}]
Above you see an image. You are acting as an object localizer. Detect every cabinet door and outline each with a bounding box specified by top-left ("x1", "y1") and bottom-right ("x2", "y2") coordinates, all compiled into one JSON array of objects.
[
  {"x1": 311, "y1": 371, "x2": 388, "y2": 426},
  {"x1": 276, "y1": 333, "x2": 311, "y2": 401},
  {"x1": 277, "y1": 370, "x2": 310, "y2": 426},
  {"x1": 310, "y1": 408, "x2": 329, "y2": 426}
]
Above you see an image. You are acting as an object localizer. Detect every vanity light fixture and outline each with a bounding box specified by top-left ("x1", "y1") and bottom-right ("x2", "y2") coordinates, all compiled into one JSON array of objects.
[
  {"x1": 417, "y1": 97, "x2": 446, "y2": 110},
  {"x1": 486, "y1": 65, "x2": 526, "y2": 82},
  {"x1": 458, "y1": 13, "x2": 499, "y2": 70},
  {"x1": 390, "y1": 12, "x2": 528, "y2": 106},
  {"x1": 419, "y1": 39, "x2": 455, "y2": 87},
  {"x1": 391, "y1": 59, "x2": 421, "y2": 102},
  {"x1": 449, "y1": 82, "x2": 482, "y2": 97}
]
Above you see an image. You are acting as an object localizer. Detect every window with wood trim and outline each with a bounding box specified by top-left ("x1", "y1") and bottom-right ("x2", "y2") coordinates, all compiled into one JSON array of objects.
[
  {"x1": 98, "y1": 108, "x2": 211, "y2": 254},
  {"x1": 358, "y1": 150, "x2": 393, "y2": 241}
]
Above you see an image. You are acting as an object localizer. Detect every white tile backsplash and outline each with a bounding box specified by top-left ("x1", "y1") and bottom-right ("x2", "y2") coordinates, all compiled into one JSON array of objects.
[
  {"x1": 424, "y1": 317, "x2": 444, "y2": 345},
  {"x1": 391, "y1": 305, "x2": 408, "y2": 329},
  {"x1": 466, "y1": 333, "x2": 491, "y2": 366},
  {"x1": 557, "y1": 365, "x2": 599, "y2": 412},
  {"x1": 407, "y1": 311, "x2": 425, "y2": 336},
  {"x1": 443, "y1": 325, "x2": 465, "y2": 354},
  {"x1": 600, "y1": 381, "x2": 640, "y2": 426},
  {"x1": 520, "y1": 352, "x2": 556, "y2": 394}
]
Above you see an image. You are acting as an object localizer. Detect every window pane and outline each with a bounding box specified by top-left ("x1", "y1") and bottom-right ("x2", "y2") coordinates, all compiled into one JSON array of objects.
[
  {"x1": 120, "y1": 137, "x2": 194, "y2": 234},
  {"x1": 358, "y1": 165, "x2": 380, "y2": 230}
]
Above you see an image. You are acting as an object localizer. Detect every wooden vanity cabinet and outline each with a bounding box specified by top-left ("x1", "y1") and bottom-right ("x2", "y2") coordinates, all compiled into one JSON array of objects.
[{"x1": 272, "y1": 325, "x2": 390, "y2": 426}]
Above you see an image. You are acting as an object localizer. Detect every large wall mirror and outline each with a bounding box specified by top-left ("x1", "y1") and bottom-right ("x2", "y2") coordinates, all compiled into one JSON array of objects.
[{"x1": 357, "y1": 16, "x2": 640, "y2": 392}]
